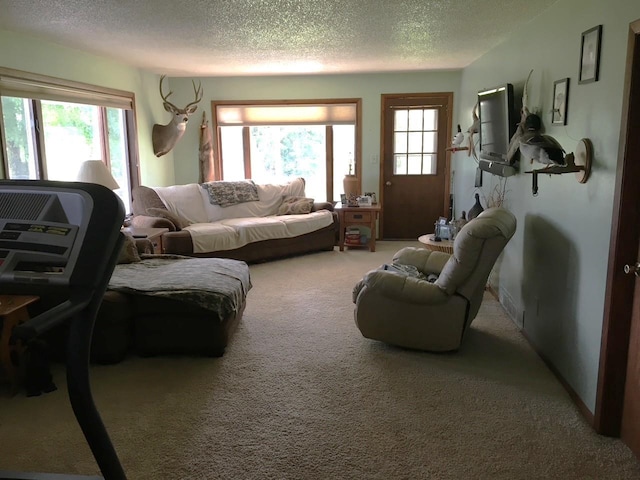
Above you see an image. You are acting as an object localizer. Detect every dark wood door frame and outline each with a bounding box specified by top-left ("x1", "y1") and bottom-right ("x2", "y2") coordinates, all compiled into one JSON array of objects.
[
  {"x1": 378, "y1": 92, "x2": 453, "y2": 239},
  {"x1": 595, "y1": 19, "x2": 640, "y2": 436}
]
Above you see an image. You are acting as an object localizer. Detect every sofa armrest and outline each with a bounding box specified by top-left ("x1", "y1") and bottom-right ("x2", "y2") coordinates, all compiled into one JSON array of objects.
[
  {"x1": 312, "y1": 201, "x2": 334, "y2": 212},
  {"x1": 353, "y1": 269, "x2": 448, "y2": 305},
  {"x1": 393, "y1": 247, "x2": 450, "y2": 276},
  {"x1": 130, "y1": 215, "x2": 176, "y2": 231}
]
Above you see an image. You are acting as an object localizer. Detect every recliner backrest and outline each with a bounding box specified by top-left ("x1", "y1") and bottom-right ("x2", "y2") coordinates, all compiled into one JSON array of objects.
[{"x1": 435, "y1": 207, "x2": 516, "y2": 319}]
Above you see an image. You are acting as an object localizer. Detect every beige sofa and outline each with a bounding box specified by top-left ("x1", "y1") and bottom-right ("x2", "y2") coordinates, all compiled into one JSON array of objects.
[
  {"x1": 131, "y1": 178, "x2": 338, "y2": 263},
  {"x1": 353, "y1": 207, "x2": 517, "y2": 352}
]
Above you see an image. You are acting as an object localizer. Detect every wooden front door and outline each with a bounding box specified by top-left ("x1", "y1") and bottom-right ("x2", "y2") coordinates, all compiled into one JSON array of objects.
[
  {"x1": 596, "y1": 19, "x2": 640, "y2": 460},
  {"x1": 380, "y1": 93, "x2": 452, "y2": 239}
]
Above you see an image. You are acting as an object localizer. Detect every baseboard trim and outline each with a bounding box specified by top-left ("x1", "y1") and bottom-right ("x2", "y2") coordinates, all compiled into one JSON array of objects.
[{"x1": 487, "y1": 285, "x2": 595, "y2": 428}]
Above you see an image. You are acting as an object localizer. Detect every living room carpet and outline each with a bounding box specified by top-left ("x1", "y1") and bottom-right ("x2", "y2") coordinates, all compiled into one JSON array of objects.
[{"x1": 1, "y1": 241, "x2": 639, "y2": 479}]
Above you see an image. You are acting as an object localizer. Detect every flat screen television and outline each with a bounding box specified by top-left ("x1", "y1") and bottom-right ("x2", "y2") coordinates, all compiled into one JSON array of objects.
[{"x1": 478, "y1": 83, "x2": 518, "y2": 176}]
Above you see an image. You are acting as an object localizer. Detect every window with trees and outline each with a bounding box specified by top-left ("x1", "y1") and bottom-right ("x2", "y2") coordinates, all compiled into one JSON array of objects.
[
  {"x1": 0, "y1": 68, "x2": 139, "y2": 210},
  {"x1": 213, "y1": 99, "x2": 361, "y2": 203}
]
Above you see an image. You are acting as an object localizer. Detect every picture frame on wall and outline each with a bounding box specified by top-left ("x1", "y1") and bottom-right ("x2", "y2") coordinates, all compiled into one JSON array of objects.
[
  {"x1": 552, "y1": 78, "x2": 570, "y2": 125},
  {"x1": 579, "y1": 25, "x2": 602, "y2": 84}
]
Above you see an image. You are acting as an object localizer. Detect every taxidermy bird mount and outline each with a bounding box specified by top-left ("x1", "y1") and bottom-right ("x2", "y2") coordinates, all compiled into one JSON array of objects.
[
  {"x1": 453, "y1": 124, "x2": 464, "y2": 146},
  {"x1": 525, "y1": 137, "x2": 593, "y2": 196},
  {"x1": 518, "y1": 114, "x2": 567, "y2": 166},
  {"x1": 446, "y1": 124, "x2": 468, "y2": 152}
]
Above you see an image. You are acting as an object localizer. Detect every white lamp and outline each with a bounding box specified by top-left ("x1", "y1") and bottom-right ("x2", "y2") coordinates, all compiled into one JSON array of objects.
[{"x1": 76, "y1": 160, "x2": 119, "y2": 190}]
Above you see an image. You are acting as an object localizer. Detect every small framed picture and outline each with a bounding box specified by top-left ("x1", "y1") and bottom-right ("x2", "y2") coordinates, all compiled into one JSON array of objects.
[
  {"x1": 552, "y1": 78, "x2": 569, "y2": 125},
  {"x1": 437, "y1": 216, "x2": 448, "y2": 225},
  {"x1": 579, "y1": 25, "x2": 602, "y2": 84}
]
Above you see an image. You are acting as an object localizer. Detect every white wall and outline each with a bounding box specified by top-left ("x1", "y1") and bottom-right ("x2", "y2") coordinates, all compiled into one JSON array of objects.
[
  {"x1": 453, "y1": 0, "x2": 640, "y2": 412},
  {"x1": 0, "y1": 28, "x2": 173, "y2": 187},
  {"x1": 168, "y1": 71, "x2": 462, "y2": 194}
]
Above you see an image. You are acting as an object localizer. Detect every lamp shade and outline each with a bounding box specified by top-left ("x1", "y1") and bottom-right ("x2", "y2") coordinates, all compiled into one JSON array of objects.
[{"x1": 76, "y1": 160, "x2": 119, "y2": 190}]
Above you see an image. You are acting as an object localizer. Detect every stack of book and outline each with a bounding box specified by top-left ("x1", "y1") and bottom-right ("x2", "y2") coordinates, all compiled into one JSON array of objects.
[{"x1": 345, "y1": 227, "x2": 361, "y2": 245}]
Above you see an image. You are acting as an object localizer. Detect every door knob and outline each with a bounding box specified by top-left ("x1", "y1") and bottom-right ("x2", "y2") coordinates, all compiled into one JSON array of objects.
[
  {"x1": 624, "y1": 262, "x2": 640, "y2": 276},
  {"x1": 385, "y1": 181, "x2": 392, "y2": 186}
]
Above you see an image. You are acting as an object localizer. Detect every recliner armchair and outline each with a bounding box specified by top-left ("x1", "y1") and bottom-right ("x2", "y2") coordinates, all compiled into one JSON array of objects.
[{"x1": 353, "y1": 207, "x2": 516, "y2": 352}]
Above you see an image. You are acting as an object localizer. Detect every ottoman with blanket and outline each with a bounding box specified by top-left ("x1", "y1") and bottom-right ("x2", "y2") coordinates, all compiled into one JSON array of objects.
[{"x1": 107, "y1": 254, "x2": 251, "y2": 358}]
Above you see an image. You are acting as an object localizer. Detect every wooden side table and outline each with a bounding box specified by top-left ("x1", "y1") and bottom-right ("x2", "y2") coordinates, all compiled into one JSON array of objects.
[
  {"x1": 418, "y1": 234, "x2": 454, "y2": 254},
  {"x1": 123, "y1": 227, "x2": 169, "y2": 254},
  {"x1": 0, "y1": 294, "x2": 39, "y2": 394},
  {"x1": 336, "y1": 203, "x2": 381, "y2": 252}
]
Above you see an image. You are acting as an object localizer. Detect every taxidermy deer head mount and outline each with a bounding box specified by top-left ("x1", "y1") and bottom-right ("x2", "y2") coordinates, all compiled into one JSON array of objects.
[{"x1": 152, "y1": 74, "x2": 203, "y2": 157}]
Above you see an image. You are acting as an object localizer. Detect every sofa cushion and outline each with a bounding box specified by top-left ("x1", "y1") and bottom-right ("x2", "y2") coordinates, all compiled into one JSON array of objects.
[
  {"x1": 277, "y1": 196, "x2": 314, "y2": 215},
  {"x1": 201, "y1": 180, "x2": 259, "y2": 207},
  {"x1": 146, "y1": 207, "x2": 188, "y2": 230},
  {"x1": 186, "y1": 210, "x2": 334, "y2": 254},
  {"x1": 154, "y1": 183, "x2": 209, "y2": 224}
]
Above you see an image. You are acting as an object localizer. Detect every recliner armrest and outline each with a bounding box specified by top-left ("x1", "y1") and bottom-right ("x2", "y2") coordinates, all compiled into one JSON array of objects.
[
  {"x1": 393, "y1": 247, "x2": 450, "y2": 276},
  {"x1": 353, "y1": 269, "x2": 448, "y2": 305}
]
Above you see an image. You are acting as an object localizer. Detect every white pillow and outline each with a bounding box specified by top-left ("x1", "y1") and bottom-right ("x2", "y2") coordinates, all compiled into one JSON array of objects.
[{"x1": 153, "y1": 183, "x2": 209, "y2": 224}]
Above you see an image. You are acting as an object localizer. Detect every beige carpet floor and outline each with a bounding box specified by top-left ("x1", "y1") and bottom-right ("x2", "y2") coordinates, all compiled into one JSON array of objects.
[{"x1": 1, "y1": 241, "x2": 639, "y2": 479}]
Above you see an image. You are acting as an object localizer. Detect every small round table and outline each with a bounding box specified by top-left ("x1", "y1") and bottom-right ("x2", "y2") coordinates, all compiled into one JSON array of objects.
[{"x1": 418, "y1": 234, "x2": 454, "y2": 254}]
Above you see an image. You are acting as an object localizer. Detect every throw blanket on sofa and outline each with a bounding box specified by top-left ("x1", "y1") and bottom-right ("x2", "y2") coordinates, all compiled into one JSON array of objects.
[
  {"x1": 201, "y1": 180, "x2": 259, "y2": 207},
  {"x1": 108, "y1": 257, "x2": 252, "y2": 322}
]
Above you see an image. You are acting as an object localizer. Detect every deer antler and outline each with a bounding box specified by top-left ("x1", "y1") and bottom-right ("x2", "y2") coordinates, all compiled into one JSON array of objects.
[
  {"x1": 184, "y1": 80, "x2": 203, "y2": 111},
  {"x1": 158, "y1": 74, "x2": 180, "y2": 111}
]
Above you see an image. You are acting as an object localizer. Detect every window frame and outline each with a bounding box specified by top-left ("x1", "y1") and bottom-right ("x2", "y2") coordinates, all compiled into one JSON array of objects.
[
  {"x1": 0, "y1": 67, "x2": 140, "y2": 208},
  {"x1": 211, "y1": 98, "x2": 362, "y2": 202}
]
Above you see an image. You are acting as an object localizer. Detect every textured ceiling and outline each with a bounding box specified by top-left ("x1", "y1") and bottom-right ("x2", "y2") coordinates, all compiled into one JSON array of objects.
[{"x1": 0, "y1": 0, "x2": 558, "y2": 77}]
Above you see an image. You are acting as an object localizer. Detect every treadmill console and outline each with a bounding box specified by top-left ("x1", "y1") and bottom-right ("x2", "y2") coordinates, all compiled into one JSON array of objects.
[{"x1": 0, "y1": 188, "x2": 91, "y2": 287}]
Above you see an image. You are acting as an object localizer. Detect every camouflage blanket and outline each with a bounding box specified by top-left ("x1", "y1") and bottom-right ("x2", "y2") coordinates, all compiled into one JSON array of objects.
[{"x1": 108, "y1": 256, "x2": 251, "y2": 322}]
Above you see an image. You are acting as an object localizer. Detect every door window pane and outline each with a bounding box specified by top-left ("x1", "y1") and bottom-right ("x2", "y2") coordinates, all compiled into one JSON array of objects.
[
  {"x1": 394, "y1": 109, "x2": 408, "y2": 130},
  {"x1": 394, "y1": 154, "x2": 407, "y2": 174},
  {"x1": 394, "y1": 132, "x2": 407, "y2": 154},
  {"x1": 407, "y1": 154, "x2": 422, "y2": 174},
  {"x1": 408, "y1": 109, "x2": 423, "y2": 130},
  {"x1": 423, "y1": 109, "x2": 437, "y2": 130},
  {"x1": 1, "y1": 97, "x2": 38, "y2": 179},
  {"x1": 423, "y1": 154, "x2": 437, "y2": 175},
  {"x1": 423, "y1": 132, "x2": 437, "y2": 153},
  {"x1": 408, "y1": 132, "x2": 422, "y2": 153},
  {"x1": 393, "y1": 107, "x2": 439, "y2": 176}
]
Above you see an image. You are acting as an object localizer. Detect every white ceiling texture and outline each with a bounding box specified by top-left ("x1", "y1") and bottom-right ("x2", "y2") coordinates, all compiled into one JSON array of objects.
[{"x1": 0, "y1": 0, "x2": 558, "y2": 76}]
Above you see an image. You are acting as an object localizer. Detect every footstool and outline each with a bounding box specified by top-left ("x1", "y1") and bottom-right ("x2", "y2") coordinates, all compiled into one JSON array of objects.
[{"x1": 107, "y1": 256, "x2": 251, "y2": 358}]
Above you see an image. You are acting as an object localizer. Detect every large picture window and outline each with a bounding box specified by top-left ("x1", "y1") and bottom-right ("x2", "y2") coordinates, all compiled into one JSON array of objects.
[
  {"x1": 213, "y1": 99, "x2": 361, "y2": 203},
  {"x1": 0, "y1": 68, "x2": 139, "y2": 211}
]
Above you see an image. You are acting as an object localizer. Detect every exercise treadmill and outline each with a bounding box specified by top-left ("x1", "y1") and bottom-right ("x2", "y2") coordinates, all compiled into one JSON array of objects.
[{"x1": 0, "y1": 180, "x2": 127, "y2": 480}]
